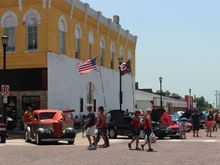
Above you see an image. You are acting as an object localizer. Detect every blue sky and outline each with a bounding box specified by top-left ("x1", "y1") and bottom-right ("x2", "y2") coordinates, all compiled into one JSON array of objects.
[{"x1": 81, "y1": 0, "x2": 220, "y2": 105}]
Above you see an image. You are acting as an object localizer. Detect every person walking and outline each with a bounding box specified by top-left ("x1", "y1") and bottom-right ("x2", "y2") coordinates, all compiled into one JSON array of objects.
[
  {"x1": 96, "y1": 106, "x2": 110, "y2": 148},
  {"x1": 141, "y1": 109, "x2": 154, "y2": 152},
  {"x1": 206, "y1": 109, "x2": 214, "y2": 137},
  {"x1": 128, "y1": 110, "x2": 141, "y2": 150},
  {"x1": 191, "y1": 109, "x2": 201, "y2": 137},
  {"x1": 83, "y1": 105, "x2": 97, "y2": 150}
]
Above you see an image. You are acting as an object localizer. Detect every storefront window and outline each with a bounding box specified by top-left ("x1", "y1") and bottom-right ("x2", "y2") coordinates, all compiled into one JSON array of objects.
[{"x1": 22, "y1": 96, "x2": 40, "y2": 110}]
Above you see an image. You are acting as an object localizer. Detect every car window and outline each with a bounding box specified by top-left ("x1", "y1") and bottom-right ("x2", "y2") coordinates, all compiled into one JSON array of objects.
[
  {"x1": 63, "y1": 113, "x2": 72, "y2": 119},
  {"x1": 39, "y1": 112, "x2": 56, "y2": 120}
]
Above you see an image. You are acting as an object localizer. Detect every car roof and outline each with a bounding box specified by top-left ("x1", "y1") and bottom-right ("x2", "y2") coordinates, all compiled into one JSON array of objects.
[{"x1": 33, "y1": 109, "x2": 62, "y2": 113}]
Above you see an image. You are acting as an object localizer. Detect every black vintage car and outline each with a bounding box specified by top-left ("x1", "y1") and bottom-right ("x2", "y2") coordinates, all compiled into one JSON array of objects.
[
  {"x1": 107, "y1": 109, "x2": 173, "y2": 139},
  {"x1": 0, "y1": 115, "x2": 6, "y2": 143}
]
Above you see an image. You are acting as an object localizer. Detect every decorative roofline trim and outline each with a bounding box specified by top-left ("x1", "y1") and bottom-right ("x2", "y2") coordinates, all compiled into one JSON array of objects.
[{"x1": 64, "y1": 0, "x2": 137, "y2": 44}]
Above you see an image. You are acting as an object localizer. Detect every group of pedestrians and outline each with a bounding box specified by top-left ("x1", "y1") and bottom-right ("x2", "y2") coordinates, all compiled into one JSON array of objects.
[
  {"x1": 191, "y1": 108, "x2": 220, "y2": 137},
  {"x1": 128, "y1": 109, "x2": 154, "y2": 152},
  {"x1": 82, "y1": 105, "x2": 109, "y2": 150}
]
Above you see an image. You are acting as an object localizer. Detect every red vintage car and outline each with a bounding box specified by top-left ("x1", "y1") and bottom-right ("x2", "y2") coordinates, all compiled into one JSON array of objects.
[{"x1": 24, "y1": 109, "x2": 76, "y2": 145}]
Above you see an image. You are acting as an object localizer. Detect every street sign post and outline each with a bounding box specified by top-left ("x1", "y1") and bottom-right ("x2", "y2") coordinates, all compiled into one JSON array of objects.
[{"x1": 1, "y1": 85, "x2": 9, "y2": 96}]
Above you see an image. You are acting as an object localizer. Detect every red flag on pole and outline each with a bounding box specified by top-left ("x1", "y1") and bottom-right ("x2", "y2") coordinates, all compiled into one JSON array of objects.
[{"x1": 120, "y1": 60, "x2": 131, "y2": 75}]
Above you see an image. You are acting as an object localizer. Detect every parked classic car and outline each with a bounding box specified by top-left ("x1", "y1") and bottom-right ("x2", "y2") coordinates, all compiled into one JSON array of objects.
[
  {"x1": 0, "y1": 116, "x2": 6, "y2": 143},
  {"x1": 107, "y1": 109, "x2": 173, "y2": 139},
  {"x1": 24, "y1": 109, "x2": 76, "y2": 145}
]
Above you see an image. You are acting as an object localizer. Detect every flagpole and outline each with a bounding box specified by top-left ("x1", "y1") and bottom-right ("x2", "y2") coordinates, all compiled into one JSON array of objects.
[
  {"x1": 99, "y1": 67, "x2": 107, "y2": 108},
  {"x1": 130, "y1": 69, "x2": 135, "y2": 112}
]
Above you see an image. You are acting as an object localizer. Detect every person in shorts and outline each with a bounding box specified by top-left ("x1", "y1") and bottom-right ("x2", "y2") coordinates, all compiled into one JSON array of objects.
[
  {"x1": 83, "y1": 105, "x2": 97, "y2": 150},
  {"x1": 96, "y1": 106, "x2": 110, "y2": 147},
  {"x1": 141, "y1": 109, "x2": 154, "y2": 152},
  {"x1": 191, "y1": 109, "x2": 201, "y2": 137},
  {"x1": 128, "y1": 110, "x2": 141, "y2": 150},
  {"x1": 206, "y1": 109, "x2": 214, "y2": 137}
]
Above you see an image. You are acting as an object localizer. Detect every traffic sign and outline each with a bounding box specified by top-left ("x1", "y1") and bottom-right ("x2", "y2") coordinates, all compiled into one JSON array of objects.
[{"x1": 1, "y1": 85, "x2": 10, "y2": 96}]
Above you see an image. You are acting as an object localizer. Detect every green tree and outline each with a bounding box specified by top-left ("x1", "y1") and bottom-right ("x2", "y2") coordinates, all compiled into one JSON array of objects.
[{"x1": 194, "y1": 96, "x2": 212, "y2": 111}]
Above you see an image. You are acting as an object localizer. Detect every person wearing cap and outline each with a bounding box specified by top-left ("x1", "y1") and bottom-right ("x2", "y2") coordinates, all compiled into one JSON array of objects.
[
  {"x1": 141, "y1": 109, "x2": 154, "y2": 152},
  {"x1": 128, "y1": 110, "x2": 141, "y2": 150},
  {"x1": 83, "y1": 105, "x2": 97, "y2": 150}
]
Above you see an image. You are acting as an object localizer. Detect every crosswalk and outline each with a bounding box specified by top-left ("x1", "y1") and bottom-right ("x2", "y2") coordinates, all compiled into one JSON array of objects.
[{"x1": 1, "y1": 132, "x2": 220, "y2": 146}]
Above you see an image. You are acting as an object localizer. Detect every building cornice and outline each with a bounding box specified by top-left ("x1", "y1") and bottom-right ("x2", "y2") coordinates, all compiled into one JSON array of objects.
[{"x1": 64, "y1": 0, "x2": 137, "y2": 44}]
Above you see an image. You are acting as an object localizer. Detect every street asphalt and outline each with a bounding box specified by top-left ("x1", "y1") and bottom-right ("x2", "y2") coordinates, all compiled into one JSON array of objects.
[{"x1": 1, "y1": 129, "x2": 220, "y2": 165}]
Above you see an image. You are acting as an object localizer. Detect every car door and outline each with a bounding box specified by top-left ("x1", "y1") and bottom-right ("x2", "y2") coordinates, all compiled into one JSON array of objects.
[{"x1": 116, "y1": 116, "x2": 132, "y2": 135}]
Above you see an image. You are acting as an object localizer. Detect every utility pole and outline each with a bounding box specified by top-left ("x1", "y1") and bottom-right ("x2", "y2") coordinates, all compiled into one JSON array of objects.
[{"x1": 214, "y1": 90, "x2": 218, "y2": 109}]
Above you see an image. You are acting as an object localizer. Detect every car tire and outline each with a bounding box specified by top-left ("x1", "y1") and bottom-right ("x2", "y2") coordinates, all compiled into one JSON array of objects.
[
  {"x1": 1, "y1": 135, "x2": 6, "y2": 143},
  {"x1": 108, "y1": 128, "x2": 117, "y2": 139},
  {"x1": 139, "y1": 129, "x2": 145, "y2": 139},
  {"x1": 35, "y1": 133, "x2": 42, "y2": 145},
  {"x1": 68, "y1": 140, "x2": 75, "y2": 145}
]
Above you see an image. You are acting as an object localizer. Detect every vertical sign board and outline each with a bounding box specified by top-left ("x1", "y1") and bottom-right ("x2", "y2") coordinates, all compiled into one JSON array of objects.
[{"x1": 1, "y1": 85, "x2": 10, "y2": 103}]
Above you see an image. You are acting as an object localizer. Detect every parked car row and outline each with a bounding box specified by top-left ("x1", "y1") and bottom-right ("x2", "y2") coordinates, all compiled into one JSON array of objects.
[{"x1": 107, "y1": 109, "x2": 175, "y2": 139}]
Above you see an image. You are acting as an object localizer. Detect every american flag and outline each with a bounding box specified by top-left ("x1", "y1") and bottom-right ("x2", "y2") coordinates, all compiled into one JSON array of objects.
[{"x1": 77, "y1": 58, "x2": 99, "y2": 75}]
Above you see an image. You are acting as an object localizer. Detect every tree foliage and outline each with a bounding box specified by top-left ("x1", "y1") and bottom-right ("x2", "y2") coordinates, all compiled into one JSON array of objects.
[{"x1": 194, "y1": 96, "x2": 212, "y2": 111}]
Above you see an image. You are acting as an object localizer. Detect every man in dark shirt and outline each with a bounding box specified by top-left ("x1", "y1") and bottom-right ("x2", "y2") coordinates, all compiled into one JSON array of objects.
[
  {"x1": 83, "y1": 105, "x2": 96, "y2": 150},
  {"x1": 191, "y1": 109, "x2": 201, "y2": 137}
]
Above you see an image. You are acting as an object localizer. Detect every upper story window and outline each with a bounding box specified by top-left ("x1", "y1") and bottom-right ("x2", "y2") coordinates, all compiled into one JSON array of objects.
[
  {"x1": 23, "y1": 9, "x2": 41, "y2": 51},
  {"x1": 74, "y1": 23, "x2": 82, "y2": 59},
  {"x1": 1, "y1": 11, "x2": 18, "y2": 52},
  {"x1": 110, "y1": 42, "x2": 115, "y2": 69},
  {"x1": 5, "y1": 27, "x2": 15, "y2": 52},
  {"x1": 119, "y1": 46, "x2": 124, "y2": 59},
  {"x1": 100, "y1": 37, "x2": 105, "y2": 66},
  {"x1": 58, "y1": 15, "x2": 67, "y2": 54},
  {"x1": 128, "y1": 50, "x2": 132, "y2": 60},
  {"x1": 88, "y1": 31, "x2": 94, "y2": 59}
]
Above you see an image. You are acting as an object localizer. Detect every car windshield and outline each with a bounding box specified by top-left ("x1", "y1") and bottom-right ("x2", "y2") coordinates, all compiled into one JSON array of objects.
[{"x1": 39, "y1": 112, "x2": 56, "y2": 120}]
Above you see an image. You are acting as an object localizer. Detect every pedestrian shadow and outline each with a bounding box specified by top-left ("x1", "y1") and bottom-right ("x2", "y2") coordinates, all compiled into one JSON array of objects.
[{"x1": 129, "y1": 148, "x2": 158, "y2": 152}]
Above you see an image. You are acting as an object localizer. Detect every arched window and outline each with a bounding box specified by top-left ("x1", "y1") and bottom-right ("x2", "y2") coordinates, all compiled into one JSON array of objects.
[
  {"x1": 110, "y1": 42, "x2": 115, "y2": 69},
  {"x1": 100, "y1": 37, "x2": 105, "y2": 66},
  {"x1": 128, "y1": 50, "x2": 132, "y2": 60},
  {"x1": 74, "y1": 23, "x2": 82, "y2": 59},
  {"x1": 58, "y1": 15, "x2": 67, "y2": 54},
  {"x1": 23, "y1": 9, "x2": 41, "y2": 50},
  {"x1": 1, "y1": 11, "x2": 18, "y2": 52},
  {"x1": 119, "y1": 46, "x2": 124, "y2": 58},
  {"x1": 88, "y1": 31, "x2": 94, "y2": 59}
]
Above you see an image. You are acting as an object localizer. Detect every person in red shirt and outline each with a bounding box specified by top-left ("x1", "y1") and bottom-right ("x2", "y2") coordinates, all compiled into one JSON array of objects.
[
  {"x1": 141, "y1": 109, "x2": 154, "y2": 151},
  {"x1": 96, "y1": 106, "x2": 109, "y2": 147},
  {"x1": 128, "y1": 110, "x2": 141, "y2": 150}
]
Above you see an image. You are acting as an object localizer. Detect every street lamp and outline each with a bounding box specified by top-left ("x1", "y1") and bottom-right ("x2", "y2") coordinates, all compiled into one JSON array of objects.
[
  {"x1": 159, "y1": 77, "x2": 163, "y2": 109},
  {"x1": 189, "y1": 88, "x2": 192, "y2": 111},
  {"x1": 118, "y1": 56, "x2": 123, "y2": 111},
  {"x1": 1, "y1": 34, "x2": 8, "y2": 124}
]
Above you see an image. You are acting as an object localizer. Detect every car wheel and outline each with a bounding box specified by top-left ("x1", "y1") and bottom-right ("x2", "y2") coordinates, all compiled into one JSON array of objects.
[
  {"x1": 139, "y1": 129, "x2": 145, "y2": 139},
  {"x1": 1, "y1": 135, "x2": 6, "y2": 143},
  {"x1": 35, "y1": 133, "x2": 42, "y2": 145},
  {"x1": 25, "y1": 130, "x2": 30, "y2": 142},
  {"x1": 108, "y1": 129, "x2": 117, "y2": 139},
  {"x1": 68, "y1": 140, "x2": 75, "y2": 145}
]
